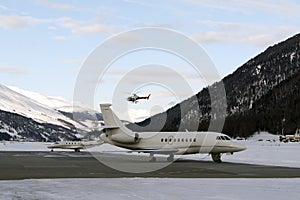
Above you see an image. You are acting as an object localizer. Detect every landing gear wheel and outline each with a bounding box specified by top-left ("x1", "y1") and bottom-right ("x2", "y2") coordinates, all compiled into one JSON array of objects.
[
  {"x1": 167, "y1": 155, "x2": 174, "y2": 162},
  {"x1": 211, "y1": 153, "x2": 222, "y2": 163},
  {"x1": 149, "y1": 153, "x2": 156, "y2": 162},
  {"x1": 150, "y1": 157, "x2": 157, "y2": 162}
]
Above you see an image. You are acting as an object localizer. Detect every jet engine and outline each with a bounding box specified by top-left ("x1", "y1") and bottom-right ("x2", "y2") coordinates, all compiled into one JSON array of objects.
[{"x1": 110, "y1": 132, "x2": 140, "y2": 144}]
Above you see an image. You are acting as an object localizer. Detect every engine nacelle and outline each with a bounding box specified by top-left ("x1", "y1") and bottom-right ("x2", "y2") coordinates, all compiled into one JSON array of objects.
[{"x1": 110, "y1": 132, "x2": 140, "y2": 144}]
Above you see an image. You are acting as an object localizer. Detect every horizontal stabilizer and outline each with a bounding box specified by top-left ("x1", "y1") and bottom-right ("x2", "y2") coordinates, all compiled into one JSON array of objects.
[{"x1": 101, "y1": 125, "x2": 120, "y2": 129}]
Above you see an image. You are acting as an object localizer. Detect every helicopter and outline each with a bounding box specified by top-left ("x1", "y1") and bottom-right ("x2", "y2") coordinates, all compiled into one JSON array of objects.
[{"x1": 127, "y1": 93, "x2": 151, "y2": 103}]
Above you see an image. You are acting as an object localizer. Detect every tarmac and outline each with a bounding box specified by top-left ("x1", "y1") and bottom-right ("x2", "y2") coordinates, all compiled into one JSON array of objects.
[{"x1": 1, "y1": 151, "x2": 300, "y2": 180}]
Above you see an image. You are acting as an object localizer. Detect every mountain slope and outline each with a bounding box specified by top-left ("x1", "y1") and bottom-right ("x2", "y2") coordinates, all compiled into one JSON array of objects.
[
  {"x1": 8, "y1": 86, "x2": 103, "y2": 130},
  {"x1": 0, "y1": 110, "x2": 78, "y2": 141},
  {"x1": 0, "y1": 84, "x2": 85, "y2": 130},
  {"x1": 0, "y1": 84, "x2": 102, "y2": 141},
  {"x1": 131, "y1": 33, "x2": 300, "y2": 137}
]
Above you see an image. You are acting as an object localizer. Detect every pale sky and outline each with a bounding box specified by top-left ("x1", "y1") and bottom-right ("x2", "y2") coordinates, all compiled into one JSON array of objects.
[{"x1": 0, "y1": 0, "x2": 300, "y2": 121}]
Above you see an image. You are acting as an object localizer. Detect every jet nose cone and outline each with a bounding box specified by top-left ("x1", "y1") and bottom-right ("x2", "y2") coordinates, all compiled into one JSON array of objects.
[{"x1": 235, "y1": 144, "x2": 247, "y2": 152}]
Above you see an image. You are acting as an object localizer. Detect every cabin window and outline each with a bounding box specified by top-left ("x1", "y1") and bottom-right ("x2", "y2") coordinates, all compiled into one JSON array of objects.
[
  {"x1": 161, "y1": 138, "x2": 164, "y2": 142},
  {"x1": 181, "y1": 138, "x2": 184, "y2": 142},
  {"x1": 169, "y1": 138, "x2": 172, "y2": 142},
  {"x1": 165, "y1": 138, "x2": 168, "y2": 142},
  {"x1": 178, "y1": 138, "x2": 180, "y2": 142},
  {"x1": 185, "y1": 138, "x2": 188, "y2": 142},
  {"x1": 173, "y1": 138, "x2": 176, "y2": 142},
  {"x1": 193, "y1": 138, "x2": 196, "y2": 142},
  {"x1": 190, "y1": 138, "x2": 192, "y2": 142}
]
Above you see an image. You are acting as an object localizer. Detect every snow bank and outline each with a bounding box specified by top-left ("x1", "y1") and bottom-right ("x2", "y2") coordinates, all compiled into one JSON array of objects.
[
  {"x1": 247, "y1": 131, "x2": 279, "y2": 141},
  {"x1": 0, "y1": 142, "x2": 122, "y2": 152},
  {"x1": 0, "y1": 141, "x2": 51, "y2": 151},
  {"x1": 185, "y1": 140, "x2": 300, "y2": 168},
  {"x1": 223, "y1": 140, "x2": 300, "y2": 168},
  {"x1": 0, "y1": 178, "x2": 299, "y2": 200}
]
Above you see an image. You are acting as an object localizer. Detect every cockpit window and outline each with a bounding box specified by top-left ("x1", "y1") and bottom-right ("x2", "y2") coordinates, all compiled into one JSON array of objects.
[
  {"x1": 216, "y1": 136, "x2": 231, "y2": 140},
  {"x1": 224, "y1": 136, "x2": 231, "y2": 140}
]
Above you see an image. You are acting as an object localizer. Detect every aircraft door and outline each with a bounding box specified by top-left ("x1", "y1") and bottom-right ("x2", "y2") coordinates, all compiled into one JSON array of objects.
[{"x1": 168, "y1": 136, "x2": 173, "y2": 145}]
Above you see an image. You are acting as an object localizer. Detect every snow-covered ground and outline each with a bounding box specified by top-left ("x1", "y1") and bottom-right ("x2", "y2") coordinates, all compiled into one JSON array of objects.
[
  {"x1": 0, "y1": 178, "x2": 299, "y2": 200},
  {"x1": 184, "y1": 132, "x2": 300, "y2": 168},
  {"x1": 222, "y1": 139, "x2": 300, "y2": 168},
  {"x1": 0, "y1": 141, "x2": 51, "y2": 151}
]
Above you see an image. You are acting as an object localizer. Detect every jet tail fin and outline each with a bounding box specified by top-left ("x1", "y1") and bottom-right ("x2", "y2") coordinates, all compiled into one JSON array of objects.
[
  {"x1": 99, "y1": 104, "x2": 138, "y2": 144},
  {"x1": 99, "y1": 104, "x2": 131, "y2": 133}
]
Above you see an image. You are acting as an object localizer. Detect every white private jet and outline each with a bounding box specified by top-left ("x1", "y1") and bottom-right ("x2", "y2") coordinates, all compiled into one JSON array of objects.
[
  {"x1": 48, "y1": 140, "x2": 103, "y2": 152},
  {"x1": 99, "y1": 104, "x2": 246, "y2": 163}
]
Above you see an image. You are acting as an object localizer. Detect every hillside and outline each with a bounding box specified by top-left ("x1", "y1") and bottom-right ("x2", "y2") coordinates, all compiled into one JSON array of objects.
[
  {"x1": 0, "y1": 84, "x2": 102, "y2": 141},
  {"x1": 131, "y1": 33, "x2": 300, "y2": 137},
  {"x1": 0, "y1": 110, "x2": 78, "y2": 141}
]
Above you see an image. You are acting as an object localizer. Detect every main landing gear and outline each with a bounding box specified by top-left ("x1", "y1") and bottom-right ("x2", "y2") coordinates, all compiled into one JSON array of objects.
[
  {"x1": 149, "y1": 153, "x2": 156, "y2": 162},
  {"x1": 211, "y1": 153, "x2": 222, "y2": 163},
  {"x1": 167, "y1": 154, "x2": 174, "y2": 162},
  {"x1": 149, "y1": 154, "x2": 175, "y2": 162}
]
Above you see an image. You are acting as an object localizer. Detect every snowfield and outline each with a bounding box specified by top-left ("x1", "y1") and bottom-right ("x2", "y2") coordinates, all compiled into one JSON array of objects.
[
  {"x1": 184, "y1": 132, "x2": 300, "y2": 168},
  {"x1": 0, "y1": 178, "x2": 299, "y2": 200}
]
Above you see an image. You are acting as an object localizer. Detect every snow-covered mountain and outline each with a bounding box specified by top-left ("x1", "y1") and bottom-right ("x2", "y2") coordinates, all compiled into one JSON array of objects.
[
  {"x1": 8, "y1": 86, "x2": 103, "y2": 126},
  {"x1": 0, "y1": 84, "x2": 102, "y2": 141},
  {"x1": 9, "y1": 86, "x2": 97, "y2": 114},
  {"x1": 131, "y1": 33, "x2": 300, "y2": 138}
]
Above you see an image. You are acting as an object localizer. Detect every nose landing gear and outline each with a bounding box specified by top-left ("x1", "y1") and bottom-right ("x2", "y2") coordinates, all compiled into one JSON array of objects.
[
  {"x1": 167, "y1": 154, "x2": 174, "y2": 162},
  {"x1": 211, "y1": 153, "x2": 222, "y2": 163}
]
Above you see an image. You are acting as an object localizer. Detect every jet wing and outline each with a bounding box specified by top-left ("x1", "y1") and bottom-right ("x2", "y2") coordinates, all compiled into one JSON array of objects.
[
  {"x1": 47, "y1": 144, "x2": 84, "y2": 149},
  {"x1": 129, "y1": 148, "x2": 179, "y2": 154},
  {"x1": 104, "y1": 148, "x2": 179, "y2": 154}
]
